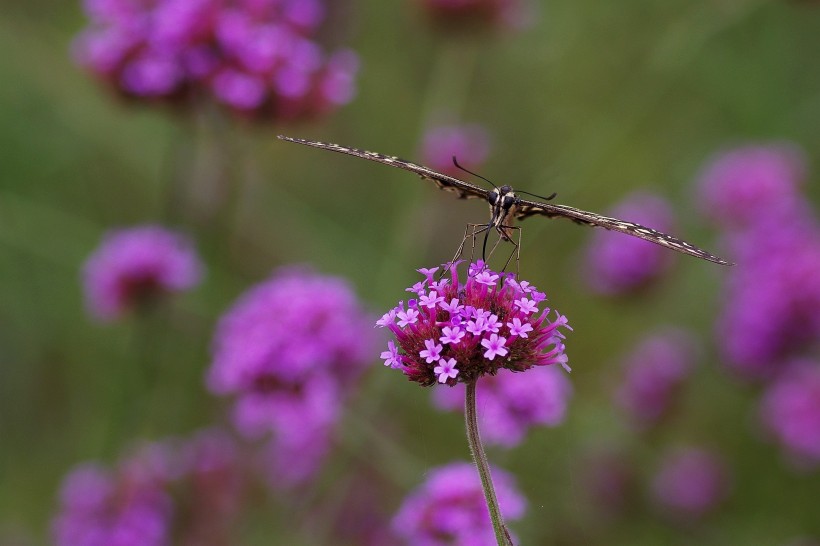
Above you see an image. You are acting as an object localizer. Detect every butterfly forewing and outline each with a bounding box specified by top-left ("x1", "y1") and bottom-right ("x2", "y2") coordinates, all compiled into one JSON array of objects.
[
  {"x1": 277, "y1": 135, "x2": 733, "y2": 266},
  {"x1": 277, "y1": 136, "x2": 488, "y2": 201}
]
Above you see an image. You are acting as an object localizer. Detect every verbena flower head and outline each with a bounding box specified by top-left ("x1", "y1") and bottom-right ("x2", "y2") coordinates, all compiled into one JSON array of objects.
[
  {"x1": 650, "y1": 447, "x2": 730, "y2": 521},
  {"x1": 716, "y1": 215, "x2": 820, "y2": 379},
  {"x1": 614, "y1": 329, "x2": 695, "y2": 430},
  {"x1": 73, "y1": 0, "x2": 360, "y2": 122},
  {"x1": 697, "y1": 143, "x2": 807, "y2": 230},
  {"x1": 207, "y1": 266, "x2": 375, "y2": 485},
  {"x1": 759, "y1": 360, "x2": 820, "y2": 469},
  {"x1": 377, "y1": 261, "x2": 571, "y2": 387},
  {"x1": 583, "y1": 192, "x2": 677, "y2": 295},
  {"x1": 432, "y1": 365, "x2": 572, "y2": 447},
  {"x1": 391, "y1": 461, "x2": 526, "y2": 546},
  {"x1": 83, "y1": 225, "x2": 203, "y2": 322},
  {"x1": 420, "y1": 123, "x2": 491, "y2": 178}
]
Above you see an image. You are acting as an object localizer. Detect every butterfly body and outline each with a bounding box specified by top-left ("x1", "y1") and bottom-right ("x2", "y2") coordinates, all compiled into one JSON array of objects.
[{"x1": 277, "y1": 135, "x2": 733, "y2": 266}]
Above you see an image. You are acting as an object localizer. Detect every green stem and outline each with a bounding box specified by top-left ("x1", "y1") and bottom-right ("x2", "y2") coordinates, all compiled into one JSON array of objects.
[{"x1": 465, "y1": 379, "x2": 514, "y2": 546}]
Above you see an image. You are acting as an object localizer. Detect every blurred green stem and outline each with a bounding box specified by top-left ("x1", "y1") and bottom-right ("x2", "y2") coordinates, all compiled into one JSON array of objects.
[{"x1": 466, "y1": 379, "x2": 514, "y2": 546}]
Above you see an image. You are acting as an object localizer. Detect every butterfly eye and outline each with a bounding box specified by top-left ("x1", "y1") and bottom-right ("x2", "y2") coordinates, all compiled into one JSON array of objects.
[
  {"x1": 502, "y1": 195, "x2": 516, "y2": 209},
  {"x1": 488, "y1": 191, "x2": 499, "y2": 205}
]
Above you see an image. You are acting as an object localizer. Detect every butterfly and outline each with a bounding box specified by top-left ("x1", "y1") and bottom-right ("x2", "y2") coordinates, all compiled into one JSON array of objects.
[{"x1": 277, "y1": 135, "x2": 733, "y2": 266}]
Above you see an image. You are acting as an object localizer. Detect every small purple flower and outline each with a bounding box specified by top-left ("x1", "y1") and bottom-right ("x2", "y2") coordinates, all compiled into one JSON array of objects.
[
  {"x1": 381, "y1": 341, "x2": 402, "y2": 368},
  {"x1": 391, "y1": 461, "x2": 526, "y2": 545},
  {"x1": 651, "y1": 447, "x2": 730, "y2": 520},
  {"x1": 481, "y1": 333, "x2": 508, "y2": 360},
  {"x1": 207, "y1": 265, "x2": 375, "y2": 489},
  {"x1": 697, "y1": 143, "x2": 807, "y2": 230},
  {"x1": 376, "y1": 308, "x2": 396, "y2": 328},
  {"x1": 419, "y1": 290, "x2": 445, "y2": 309},
  {"x1": 433, "y1": 366, "x2": 572, "y2": 446},
  {"x1": 420, "y1": 339, "x2": 444, "y2": 363},
  {"x1": 397, "y1": 308, "x2": 420, "y2": 327},
  {"x1": 382, "y1": 262, "x2": 571, "y2": 386},
  {"x1": 614, "y1": 329, "x2": 696, "y2": 430},
  {"x1": 440, "y1": 325, "x2": 466, "y2": 345},
  {"x1": 506, "y1": 317, "x2": 533, "y2": 338},
  {"x1": 583, "y1": 192, "x2": 677, "y2": 296},
  {"x1": 419, "y1": 123, "x2": 492, "y2": 177},
  {"x1": 474, "y1": 270, "x2": 500, "y2": 286},
  {"x1": 759, "y1": 360, "x2": 820, "y2": 468},
  {"x1": 82, "y1": 225, "x2": 203, "y2": 322},
  {"x1": 434, "y1": 358, "x2": 459, "y2": 383}
]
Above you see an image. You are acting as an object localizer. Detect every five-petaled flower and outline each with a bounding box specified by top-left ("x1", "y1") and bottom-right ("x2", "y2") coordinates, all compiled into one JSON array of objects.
[{"x1": 377, "y1": 261, "x2": 571, "y2": 386}]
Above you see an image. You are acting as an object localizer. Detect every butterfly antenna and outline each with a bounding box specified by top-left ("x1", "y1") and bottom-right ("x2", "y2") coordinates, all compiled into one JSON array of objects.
[
  {"x1": 516, "y1": 189, "x2": 558, "y2": 201},
  {"x1": 452, "y1": 157, "x2": 499, "y2": 190}
]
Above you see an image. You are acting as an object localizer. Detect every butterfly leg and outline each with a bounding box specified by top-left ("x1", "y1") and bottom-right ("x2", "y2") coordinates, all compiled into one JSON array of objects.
[
  {"x1": 442, "y1": 223, "x2": 489, "y2": 279},
  {"x1": 498, "y1": 225, "x2": 522, "y2": 278}
]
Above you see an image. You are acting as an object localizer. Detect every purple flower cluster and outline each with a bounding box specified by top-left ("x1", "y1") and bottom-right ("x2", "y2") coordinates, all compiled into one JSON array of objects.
[
  {"x1": 420, "y1": 123, "x2": 492, "y2": 178},
  {"x1": 696, "y1": 143, "x2": 820, "y2": 379},
  {"x1": 697, "y1": 144, "x2": 807, "y2": 230},
  {"x1": 583, "y1": 192, "x2": 677, "y2": 295},
  {"x1": 207, "y1": 266, "x2": 375, "y2": 486},
  {"x1": 377, "y1": 261, "x2": 571, "y2": 387},
  {"x1": 759, "y1": 360, "x2": 820, "y2": 468},
  {"x1": 432, "y1": 365, "x2": 572, "y2": 447},
  {"x1": 73, "y1": 0, "x2": 359, "y2": 121},
  {"x1": 614, "y1": 329, "x2": 695, "y2": 430},
  {"x1": 391, "y1": 461, "x2": 526, "y2": 546},
  {"x1": 418, "y1": 0, "x2": 533, "y2": 31},
  {"x1": 650, "y1": 447, "x2": 729, "y2": 521},
  {"x1": 83, "y1": 225, "x2": 203, "y2": 322},
  {"x1": 52, "y1": 430, "x2": 242, "y2": 546}
]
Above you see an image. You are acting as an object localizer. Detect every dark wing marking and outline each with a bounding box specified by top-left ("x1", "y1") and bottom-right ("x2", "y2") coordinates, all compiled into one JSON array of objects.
[
  {"x1": 277, "y1": 135, "x2": 489, "y2": 201},
  {"x1": 515, "y1": 198, "x2": 733, "y2": 266}
]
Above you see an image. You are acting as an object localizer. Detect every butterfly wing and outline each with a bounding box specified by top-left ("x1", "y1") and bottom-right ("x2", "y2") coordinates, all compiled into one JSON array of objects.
[
  {"x1": 515, "y1": 198, "x2": 733, "y2": 265},
  {"x1": 277, "y1": 136, "x2": 489, "y2": 201}
]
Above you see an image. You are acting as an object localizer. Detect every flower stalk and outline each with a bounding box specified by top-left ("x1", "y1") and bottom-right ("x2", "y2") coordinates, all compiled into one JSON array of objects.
[{"x1": 465, "y1": 378, "x2": 514, "y2": 546}]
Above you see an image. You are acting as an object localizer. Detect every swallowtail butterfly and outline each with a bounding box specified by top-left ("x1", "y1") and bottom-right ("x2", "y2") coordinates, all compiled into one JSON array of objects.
[{"x1": 278, "y1": 135, "x2": 732, "y2": 266}]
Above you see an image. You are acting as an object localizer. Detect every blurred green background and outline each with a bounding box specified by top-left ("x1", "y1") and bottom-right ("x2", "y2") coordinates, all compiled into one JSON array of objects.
[{"x1": 1, "y1": 0, "x2": 819, "y2": 544}]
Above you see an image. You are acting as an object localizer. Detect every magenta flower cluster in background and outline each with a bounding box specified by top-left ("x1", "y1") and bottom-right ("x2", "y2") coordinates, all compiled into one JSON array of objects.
[
  {"x1": 583, "y1": 192, "x2": 677, "y2": 296},
  {"x1": 614, "y1": 329, "x2": 695, "y2": 430},
  {"x1": 53, "y1": 430, "x2": 243, "y2": 546},
  {"x1": 83, "y1": 225, "x2": 203, "y2": 322},
  {"x1": 377, "y1": 261, "x2": 571, "y2": 386},
  {"x1": 697, "y1": 143, "x2": 820, "y2": 381},
  {"x1": 420, "y1": 123, "x2": 492, "y2": 178},
  {"x1": 74, "y1": 0, "x2": 359, "y2": 121},
  {"x1": 433, "y1": 365, "x2": 571, "y2": 447},
  {"x1": 207, "y1": 266, "x2": 375, "y2": 487},
  {"x1": 650, "y1": 447, "x2": 730, "y2": 521},
  {"x1": 391, "y1": 461, "x2": 527, "y2": 546},
  {"x1": 418, "y1": 0, "x2": 534, "y2": 31}
]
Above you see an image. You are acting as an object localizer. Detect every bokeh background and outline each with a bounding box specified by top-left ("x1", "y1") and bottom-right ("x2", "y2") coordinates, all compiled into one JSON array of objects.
[{"x1": 1, "y1": 0, "x2": 819, "y2": 544}]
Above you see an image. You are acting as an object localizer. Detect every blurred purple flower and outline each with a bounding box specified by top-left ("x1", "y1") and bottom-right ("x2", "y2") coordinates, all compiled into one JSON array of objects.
[
  {"x1": 614, "y1": 329, "x2": 696, "y2": 430},
  {"x1": 418, "y1": 0, "x2": 535, "y2": 31},
  {"x1": 650, "y1": 447, "x2": 730, "y2": 521},
  {"x1": 73, "y1": 0, "x2": 360, "y2": 122},
  {"x1": 392, "y1": 461, "x2": 526, "y2": 546},
  {"x1": 52, "y1": 463, "x2": 173, "y2": 546},
  {"x1": 578, "y1": 448, "x2": 636, "y2": 522},
  {"x1": 432, "y1": 365, "x2": 572, "y2": 447},
  {"x1": 377, "y1": 261, "x2": 571, "y2": 386},
  {"x1": 759, "y1": 360, "x2": 820, "y2": 469},
  {"x1": 583, "y1": 192, "x2": 677, "y2": 295},
  {"x1": 420, "y1": 124, "x2": 491, "y2": 178},
  {"x1": 53, "y1": 431, "x2": 245, "y2": 546},
  {"x1": 717, "y1": 216, "x2": 820, "y2": 379},
  {"x1": 697, "y1": 144, "x2": 807, "y2": 230},
  {"x1": 82, "y1": 225, "x2": 203, "y2": 322},
  {"x1": 207, "y1": 266, "x2": 375, "y2": 485}
]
